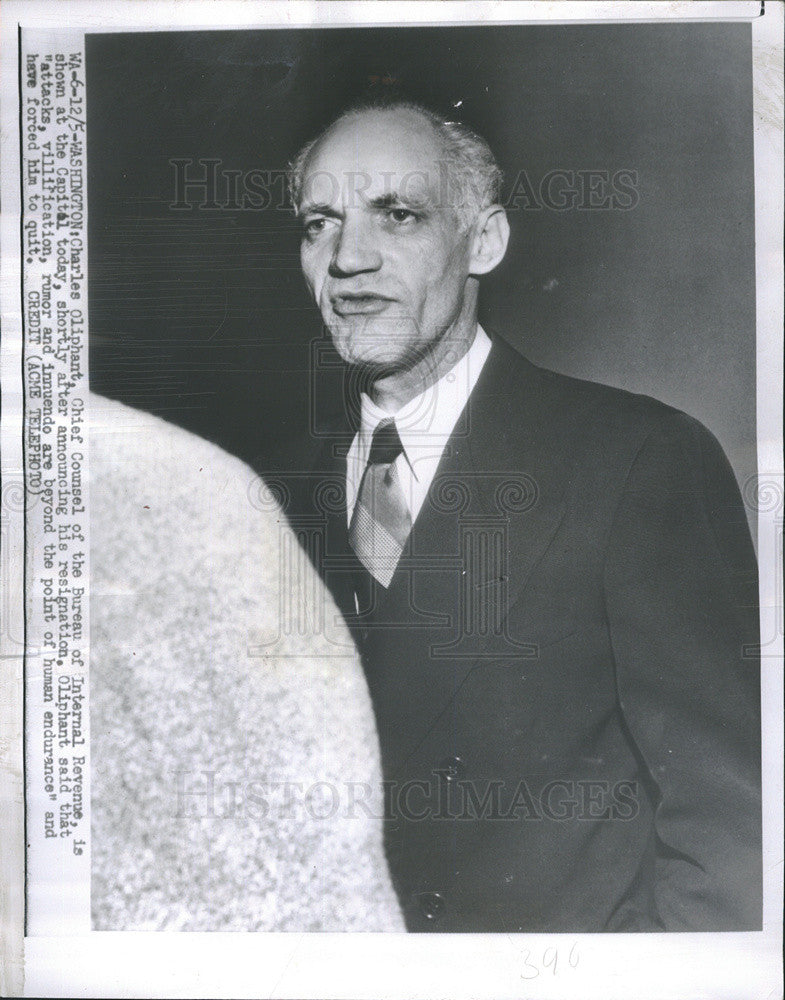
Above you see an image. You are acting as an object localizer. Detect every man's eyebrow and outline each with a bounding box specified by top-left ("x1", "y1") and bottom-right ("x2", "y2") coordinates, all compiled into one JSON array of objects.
[
  {"x1": 298, "y1": 192, "x2": 433, "y2": 218},
  {"x1": 298, "y1": 202, "x2": 341, "y2": 219},
  {"x1": 368, "y1": 191, "x2": 432, "y2": 211}
]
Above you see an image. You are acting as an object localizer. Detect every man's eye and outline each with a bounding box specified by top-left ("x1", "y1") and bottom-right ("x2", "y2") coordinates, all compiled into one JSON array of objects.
[
  {"x1": 303, "y1": 217, "x2": 329, "y2": 237},
  {"x1": 387, "y1": 208, "x2": 417, "y2": 224}
]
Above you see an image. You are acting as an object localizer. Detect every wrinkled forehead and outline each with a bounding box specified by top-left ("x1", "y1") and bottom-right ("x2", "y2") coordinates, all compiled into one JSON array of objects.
[{"x1": 300, "y1": 109, "x2": 446, "y2": 210}]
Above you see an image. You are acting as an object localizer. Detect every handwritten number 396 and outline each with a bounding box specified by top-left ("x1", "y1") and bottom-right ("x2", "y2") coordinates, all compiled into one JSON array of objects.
[{"x1": 520, "y1": 943, "x2": 580, "y2": 979}]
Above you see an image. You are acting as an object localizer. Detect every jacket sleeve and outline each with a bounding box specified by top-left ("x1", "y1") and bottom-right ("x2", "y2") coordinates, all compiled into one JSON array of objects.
[{"x1": 603, "y1": 410, "x2": 762, "y2": 931}]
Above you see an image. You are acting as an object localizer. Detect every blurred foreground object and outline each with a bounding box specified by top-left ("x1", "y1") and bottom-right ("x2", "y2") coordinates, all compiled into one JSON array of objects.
[{"x1": 89, "y1": 395, "x2": 403, "y2": 931}]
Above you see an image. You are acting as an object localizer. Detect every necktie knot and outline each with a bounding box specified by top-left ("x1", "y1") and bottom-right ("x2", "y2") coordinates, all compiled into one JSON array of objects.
[{"x1": 368, "y1": 419, "x2": 404, "y2": 466}]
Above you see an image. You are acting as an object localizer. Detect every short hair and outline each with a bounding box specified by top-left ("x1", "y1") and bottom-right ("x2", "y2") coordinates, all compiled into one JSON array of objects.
[{"x1": 288, "y1": 97, "x2": 504, "y2": 228}]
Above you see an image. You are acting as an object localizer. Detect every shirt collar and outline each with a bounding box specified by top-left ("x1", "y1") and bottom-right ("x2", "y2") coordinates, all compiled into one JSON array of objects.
[{"x1": 358, "y1": 325, "x2": 492, "y2": 480}]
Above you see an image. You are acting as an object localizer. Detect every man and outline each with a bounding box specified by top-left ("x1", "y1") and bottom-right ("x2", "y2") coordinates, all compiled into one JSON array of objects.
[{"x1": 278, "y1": 97, "x2": 761, "y2": 932}]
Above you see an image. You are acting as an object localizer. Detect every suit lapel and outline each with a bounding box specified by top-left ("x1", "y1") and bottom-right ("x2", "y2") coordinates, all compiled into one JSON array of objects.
[
  {"x1": 314, "y1": 337, "x2": 569, "y2": 660},
  {"x1": 286, "y1": 426, "x2": 356, "y2": 624},
  {"x1": 319, "y1": 436, "x2": 358, "y2": 622},
  {"x1": 402, "y1": 336, "x2": 567, "y2": 659}
]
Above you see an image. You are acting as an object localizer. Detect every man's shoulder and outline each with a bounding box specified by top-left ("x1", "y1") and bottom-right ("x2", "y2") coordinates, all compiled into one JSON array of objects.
[{"x1": 486, "y1": 335, "x2": 710, "y2": 453}]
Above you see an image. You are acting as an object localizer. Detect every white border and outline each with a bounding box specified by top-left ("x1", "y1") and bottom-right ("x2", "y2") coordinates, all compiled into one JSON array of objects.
[
  {"x1": 0, "y1": 1, "x2": 767, "y2": 32},
  {"x1": 2, "y1": 2, "x2": 781, "y2": 998}
]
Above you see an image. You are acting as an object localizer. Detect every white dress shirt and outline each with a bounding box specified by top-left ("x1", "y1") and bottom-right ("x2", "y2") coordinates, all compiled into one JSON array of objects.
[{"x1": 346, "y1": 325, "x2": 492, "y2": 527}]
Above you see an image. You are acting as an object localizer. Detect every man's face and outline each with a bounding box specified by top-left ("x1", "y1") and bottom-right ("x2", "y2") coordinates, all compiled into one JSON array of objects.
[{"x1": 298, "y1": 109, "x2": 475, "y2": 371}]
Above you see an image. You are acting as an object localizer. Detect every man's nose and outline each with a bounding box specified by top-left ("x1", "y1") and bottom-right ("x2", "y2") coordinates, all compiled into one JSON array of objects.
[{"x1": 328, "y1": 217, "x2": 383, "y2": 277}]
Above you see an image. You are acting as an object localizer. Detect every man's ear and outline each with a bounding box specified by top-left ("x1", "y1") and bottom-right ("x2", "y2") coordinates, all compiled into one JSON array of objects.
[{"x1": 468, "y1": 205, "x2": 510, "y2": 276}]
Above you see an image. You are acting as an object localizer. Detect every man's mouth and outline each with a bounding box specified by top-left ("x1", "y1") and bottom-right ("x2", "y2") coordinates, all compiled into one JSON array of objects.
[{"x1": 330, "y1": 293, "x2": 394, "y2": 316}]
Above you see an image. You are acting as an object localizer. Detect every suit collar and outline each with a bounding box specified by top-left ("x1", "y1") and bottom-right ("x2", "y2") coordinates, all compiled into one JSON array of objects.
[
  {"x1": 391, "y1": 335, "x2": 567, "y2": 650},
  {"x1": 321, "y1": 335, "x2": 568, "y2": 638}
]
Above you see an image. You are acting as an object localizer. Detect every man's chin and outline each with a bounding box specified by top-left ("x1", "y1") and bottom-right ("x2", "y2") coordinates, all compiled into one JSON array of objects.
[{"x1": 327, "y1": 321, "x2": 417, "y2": 372}]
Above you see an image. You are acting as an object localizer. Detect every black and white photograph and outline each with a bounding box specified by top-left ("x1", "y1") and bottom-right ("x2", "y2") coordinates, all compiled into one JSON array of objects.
[
  {"x1": 87, "y1": 18, "x2": 765, "y2": 935},
  {"x1": 1, "y1": 2, "x2": 782, "y2": 998}
]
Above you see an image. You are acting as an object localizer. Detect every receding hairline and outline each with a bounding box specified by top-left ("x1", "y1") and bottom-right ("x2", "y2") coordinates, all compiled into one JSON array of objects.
[
  {"x1": 299, "y1": 104, "x2": 451, "y2": 175},
  {"x1": 289, "y1": 99, "x2": 504, "y2": 224}
]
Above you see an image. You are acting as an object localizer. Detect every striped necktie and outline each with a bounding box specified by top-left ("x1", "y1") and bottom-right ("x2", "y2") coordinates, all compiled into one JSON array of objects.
[{"x1": 349, "y1": 419, "x2": 412, "y2": 588}]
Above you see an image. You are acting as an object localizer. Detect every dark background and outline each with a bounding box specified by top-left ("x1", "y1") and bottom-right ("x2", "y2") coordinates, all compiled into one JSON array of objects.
[{"x1": 86, "y1": 23, "x2": 756, "y2": 504}]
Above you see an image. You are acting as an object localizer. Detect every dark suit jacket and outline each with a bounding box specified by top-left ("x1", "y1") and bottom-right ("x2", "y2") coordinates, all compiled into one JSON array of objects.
[{"x1": 277, "y1": 334, "x2": 761, "y2": 933}]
